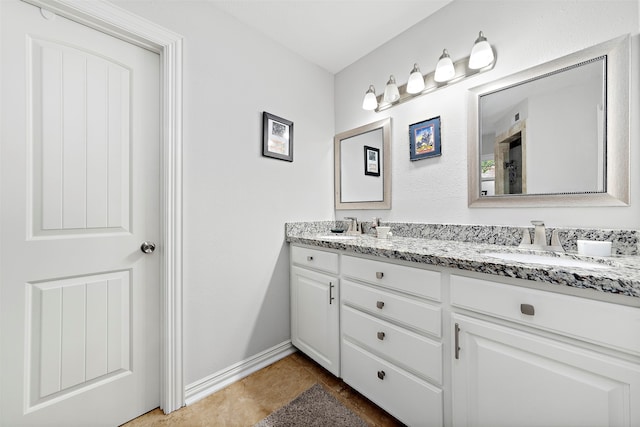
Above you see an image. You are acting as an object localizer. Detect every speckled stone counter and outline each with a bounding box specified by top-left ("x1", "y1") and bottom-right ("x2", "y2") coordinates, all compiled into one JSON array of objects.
[{"x1": 285, "y1": 221, "x2": 640, "y2": 301}]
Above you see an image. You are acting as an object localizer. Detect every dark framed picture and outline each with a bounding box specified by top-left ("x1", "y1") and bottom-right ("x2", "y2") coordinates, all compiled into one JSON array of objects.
[
  {"x1": 364, "y1": 145, "x2": 380, "y2": 176},
  {"x1": 262, "y1": 112, "x2": 293, "y2": 162},
  {"x1": 409, "y1": 116, "x2": 441, "y2": 161}
]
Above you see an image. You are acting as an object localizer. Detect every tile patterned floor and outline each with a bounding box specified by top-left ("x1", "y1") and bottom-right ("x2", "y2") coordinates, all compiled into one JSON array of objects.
[{"x1": 122, "y1": 351, "x2": 404, "y2": 426}]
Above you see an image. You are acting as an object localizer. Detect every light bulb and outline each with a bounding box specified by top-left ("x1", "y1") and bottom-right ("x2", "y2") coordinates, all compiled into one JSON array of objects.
[
  {"x1": 469, "y1": 31, "x2": 495, "y2": 69},
  {"x1": 406, "y1": 63, "x2": 425, "y2": 94},
  {"x1": 434, "y1": 49, "x2": 455, "y2": 83},
  {"x1": 362, "y1": 85, "x2": 378, "y2": 110},
  {"x1": 383, "y1": 75, "x2": 400, "y2": 103}
]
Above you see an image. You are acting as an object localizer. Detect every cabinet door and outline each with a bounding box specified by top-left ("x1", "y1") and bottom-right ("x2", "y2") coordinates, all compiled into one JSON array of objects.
[
  {"x1": 291, "y1": 266, "x2": 340, "y2": 376},
  {"x1": 452, "y1": 314, "x2": 640, "y2": 427}
]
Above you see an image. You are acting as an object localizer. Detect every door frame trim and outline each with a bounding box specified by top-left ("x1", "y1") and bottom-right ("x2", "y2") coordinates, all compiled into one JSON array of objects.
[{"x1": 20, "y1": 0, "x2": 185, "y2": 413}]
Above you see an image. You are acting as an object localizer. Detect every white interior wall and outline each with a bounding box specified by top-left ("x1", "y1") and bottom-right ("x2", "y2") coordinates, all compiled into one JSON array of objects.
[
  {"x1": 110, "y1": 0, "x2": 640, "y2": 399},
  {"x1": 112, "y1": 1, "x2": 335, "y2": 386},
  {"x1": 527, "y1": 85, "x2": 600, "y2": 193},
  {"x1": 492, "y1": 99, "x2": 528, "y2": 137},
  {"x1": 335, "y1": 0, "x2": 640, "y2": 229}
]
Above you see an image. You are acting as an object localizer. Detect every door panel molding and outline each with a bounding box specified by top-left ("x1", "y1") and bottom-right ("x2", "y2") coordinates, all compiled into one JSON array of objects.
[
  {"x1": 30, "y1": 35, "x2": 132, "y2": 235},
  {"x1": 27, "y1": 271, "x2": 131, "y2": 411},
  {"x1": 21, "y1": 0, "x2": 185, "y2": 413}
]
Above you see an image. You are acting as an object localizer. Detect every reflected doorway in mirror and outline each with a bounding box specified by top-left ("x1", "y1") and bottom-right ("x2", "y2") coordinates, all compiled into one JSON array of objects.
[{"x1": 494, "y1": 122, "x2": 526, "y2": 195}]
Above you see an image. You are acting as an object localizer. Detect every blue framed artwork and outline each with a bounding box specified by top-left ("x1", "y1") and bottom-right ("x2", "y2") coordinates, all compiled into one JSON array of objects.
[{"x1": 409, "y1": 116, "x2": 441, "y2": 161}]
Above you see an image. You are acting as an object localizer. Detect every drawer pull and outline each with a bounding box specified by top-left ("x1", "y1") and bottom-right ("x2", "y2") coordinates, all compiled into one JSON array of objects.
[
  {"x1": 377, "y1": 370, "x2": 386, "y2": 380},
  {"x1": 307, "y1": 256, "x2": 314, "y2": 261},
  {"x1": 375, "y1": 272, "x2": 384, "y2": 279},
  {"x1": 376, "y1": 301, "x2": 385, "y2": 309},
  {"x1": 377, "y1": 331, "x2": 386, "y2": 340},
  {"x1": 455, "y1": 323, "x2": 461, "y2": 360},
  {"x1": 520, "y1": 303, "x2": 535, "y2": 316},
  {"x1": 329, "y1": 282, "x2": 335, "y2": 305}
]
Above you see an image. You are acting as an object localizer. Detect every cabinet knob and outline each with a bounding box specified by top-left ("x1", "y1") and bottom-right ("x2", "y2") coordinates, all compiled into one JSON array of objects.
[
  {"x1": 520, "y1": 303, "x2": 535, "y2": 316},
  {"x1": 376, "y1": 272, "x2": 384, "y2": 279},
  {"x1": 307, "y1": 256, "x2": 313, "y2": 261},
  {"x1": 377, "y1": 331, "x2": 386, "y2": 340},
  {"x1": 377, "y1": 370, "x2": 386, "y2": 380},
  {"x1": 376, "y1": 301, "x2": 385, "y2": 309}
]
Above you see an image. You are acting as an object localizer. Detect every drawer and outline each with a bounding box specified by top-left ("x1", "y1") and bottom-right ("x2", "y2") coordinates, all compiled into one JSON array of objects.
[
  {"x1": 451, "y1": 274, "x2": 640, "y2": 355},
  {"x1": 342, "y1": 255, "x2": 441, "y2": 301},
  {"x1": 342, "y1": 279, "x2": 441, "y2": 337},
  {"x1": 342, "y1": 340, "x2": 443, "y2": 427},
  {"x1": 342, "y1": 306, "x2": 442, "y2": 384},
  {"x1": 291, "y1": 245, "x2": 339, "y2": 274}
]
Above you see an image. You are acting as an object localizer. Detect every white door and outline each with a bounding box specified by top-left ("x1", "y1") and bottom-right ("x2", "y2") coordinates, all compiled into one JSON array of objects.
[{"x1": 1, "y1": 1, "x2": 161, "y2": 425}]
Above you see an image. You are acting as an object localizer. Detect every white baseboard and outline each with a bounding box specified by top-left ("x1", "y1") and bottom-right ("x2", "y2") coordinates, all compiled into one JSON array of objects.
[{"x1": 184, "y1": 340, "x2": 296, "y2": 406}]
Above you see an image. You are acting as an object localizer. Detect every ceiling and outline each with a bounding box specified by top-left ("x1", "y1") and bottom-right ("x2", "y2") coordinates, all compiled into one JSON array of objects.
[{"x1": 208, "y1": 0, "x2": 453, "y2": 74}]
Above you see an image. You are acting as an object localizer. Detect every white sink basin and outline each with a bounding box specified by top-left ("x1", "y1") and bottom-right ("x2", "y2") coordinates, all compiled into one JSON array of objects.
[
  {"x1": 483, "y1": 251, "x2": 611, "y2": 270},
  {"x1": 317, "y1": 234, "x2": 357, "y2": 240}
]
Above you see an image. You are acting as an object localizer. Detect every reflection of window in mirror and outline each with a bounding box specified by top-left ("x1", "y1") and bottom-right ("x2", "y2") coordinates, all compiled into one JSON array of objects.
[{"x1": 480, "y1": 155, "x2": 495, "y2": 196}]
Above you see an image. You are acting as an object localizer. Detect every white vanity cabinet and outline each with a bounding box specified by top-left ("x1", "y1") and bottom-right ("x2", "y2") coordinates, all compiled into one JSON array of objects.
[
  {"x1": 290, "y1": 245, "x2": 340, "y2": 376},
  {"x1": 340, "y1": 255, "x2": 444, "y2": 427},
  {"x1": 450, "y1": 274, "x2": 640, "y2": 427},
  {"x1": 289, "y1": 238, "x2": 640, "y2": 427}
]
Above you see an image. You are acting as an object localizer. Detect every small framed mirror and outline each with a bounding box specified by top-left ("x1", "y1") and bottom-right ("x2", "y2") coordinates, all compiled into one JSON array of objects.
[
  {"x1": 335, "y1": 118, "x2": 391, "y2": 209},
  {"x1": 468, "y1": 35, "x2": 630, "y2": 207}
]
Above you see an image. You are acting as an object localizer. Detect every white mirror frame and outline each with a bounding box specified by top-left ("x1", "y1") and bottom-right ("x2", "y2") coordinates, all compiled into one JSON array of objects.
[
  {"x1": 468, "y1": 35, "x2": 630, "y2": 207},
  {"x1": 335, "y1": 118, "x2": 391, "y2": 209}
]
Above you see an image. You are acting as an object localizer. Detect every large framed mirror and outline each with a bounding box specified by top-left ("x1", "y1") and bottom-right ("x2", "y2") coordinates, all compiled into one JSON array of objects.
[
  {"x1": 335, "y1": 118, "x2": 391, "y2": 209},
  {"x1": 468, "y1": 35, "x2": 630, "y2": 207}
]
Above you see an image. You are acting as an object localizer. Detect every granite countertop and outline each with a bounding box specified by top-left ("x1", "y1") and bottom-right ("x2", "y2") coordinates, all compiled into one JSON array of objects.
[{"x1": 286, "y1": 231, "x2": 640, "y2": 301}]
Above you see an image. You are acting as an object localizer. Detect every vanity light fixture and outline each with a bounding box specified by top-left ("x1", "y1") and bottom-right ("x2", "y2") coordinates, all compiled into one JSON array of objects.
[
  {"x1": 406, "y1": 63, "x2": 426, "y2": 94},
  {"x1": 469, "y1": 31, "x2": 495, "y2": 69},
  {"x1": 434, "y1": 49, "x2": 455, "y2": 83},
  {"x1": 362, "y1": 85, "x2": 378, "y2": 110},
  {"x1": 362, "y1": 30, "x2": 496, "y2": 112},
  {"x1": 383, "y1": 75, "x2": 400, "y2": 103}
]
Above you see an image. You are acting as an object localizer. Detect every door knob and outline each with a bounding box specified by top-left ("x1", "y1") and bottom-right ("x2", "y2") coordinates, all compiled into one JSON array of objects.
[{"x1": 140, "y1": 241, "x2": 156, "y2": 254}]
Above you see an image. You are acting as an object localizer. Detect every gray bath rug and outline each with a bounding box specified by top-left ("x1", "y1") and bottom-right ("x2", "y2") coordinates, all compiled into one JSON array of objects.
[{"x1": 253, "y1": 383, "x2": 368, "y2": 427}]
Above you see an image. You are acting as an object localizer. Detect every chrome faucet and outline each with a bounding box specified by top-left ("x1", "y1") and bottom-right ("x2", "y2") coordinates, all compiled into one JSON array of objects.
[
  {"x1": 520, "y1": 220, "x2": 564, "y2": 252},
  {"x1": 531, "y1": 220, "x2": 546, "y2": 247},
  {"x1": 344, "y1": 217, "x2": 360, "y2": 235}
]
